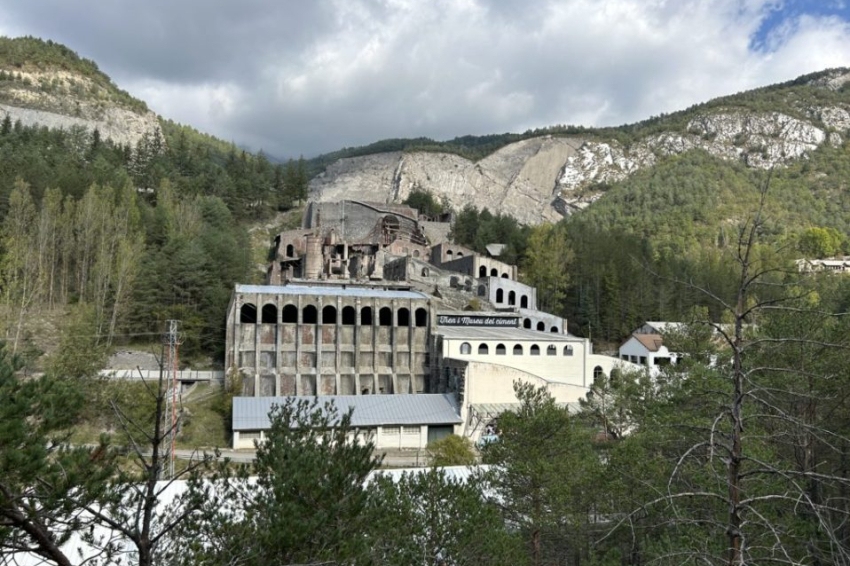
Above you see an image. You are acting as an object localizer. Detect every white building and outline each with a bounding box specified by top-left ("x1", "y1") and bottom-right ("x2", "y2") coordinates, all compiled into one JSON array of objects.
[
  {"x1": 430, "y1": 322, "x2": 630, "y2": 442},
  {"x1": 618, "y1": 333, "x2": 679, "y2": 375},
  {"x1": 231, "y1": 394, "x2": 461, "y2": 450}
]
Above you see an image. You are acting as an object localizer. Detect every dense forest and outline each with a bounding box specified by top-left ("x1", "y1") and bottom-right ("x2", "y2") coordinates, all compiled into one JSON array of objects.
[
  {"x1": 0, "y1": 114, "x2": 310, "y2": 367},
  {"x1": 443, "y1": 135, "x2": 850, "y2": 347}
]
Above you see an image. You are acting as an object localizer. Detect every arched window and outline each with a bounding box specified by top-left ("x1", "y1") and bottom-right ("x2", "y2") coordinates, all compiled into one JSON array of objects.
[
  {"x1": 502, "y1": 272, "x2": 509, "y2": 279},
  {"x1": 530, "y1": 344, "x2": 540, "y2": 356},
  {"x1": 322, "y1": 305, "x2": 337, "y2": 324},
  {"x1": 282, "y1": 304, "x2": 298, "y2": 323},
  {"x1": 286, "y1": 244, "x2": 294, "y2": 257},
  {"x1": 457, "y1": 251, "x2": 464, "y2": 258},
  {"x1": 564, "y1": 345, "x2": 574, "y2": 356},
  {"x1": 421, "y1": 268, "x2": 430, "y2": 277},
  {"x1": 478, "y1": 285, "x2": 487, "y2": 297},
  {"x1": 536, "y1": 321, "x2": 545, "y2": 331},
  {"x1": 450, "y1": 276, "x2": 459, "y2": 288},
  {"x1": 521, "y1": 295, "x2": 528, "y2": 308},
  {"x1": 342, "y1": 306, "x2": 356, "y2": 325},
  {"x1": 415, "y1": 308, "x2": 428, "y2": 327},
  {"x1": 496, "y1": 343, "x2": 506, "y2": 355},
  {"x1": 397, "y1": 308, "x2": 410, "y2": 326},
  {"x1": 478, "y1": 343, "x2": 489, "y2": 354},
  {"x1": 508, "y1": 291, "x2": 516, "y2": 306},
  {"x1": 379, "y1": 307, "x2": 392, "y2": 326},
  {"x1": 302, "y1": 305, "x2": 318, "y2": 324},
  {"x1": 479, "y1": 265, "x2": 487, "y2": 277},
  {"x1": 413, "y1": 249, "x2": 420, "y2": 258},
  {"x1": 547, "y1": 345, "x2": 557, "y2": 356},
  {"x1": 361, "y1": 306, "x2": 373, "y2": 326},
  {"x1": 513, "y1": 344, "x2": 523, "y2": 355},
  {"x1": 496, "y1": 289, "x2": 504, "y2": 303},
  {"x1": 490, "y1": 268, "x2": 498, "y2": 277},
  {"x1": 593, "y1": 366, "x2": 604, "y2": 379},
  {"x1": 240, "y1": 303, "x2": 257, "y2": 323},
  {"x1": 261, "y1": 304, "x2": 277, "y2": 323},
  {"x1": 446, "y1": 250, "x2": 454, "y2": 261},
  {"x1": 550, "y1": 326, "x2": 559, "y2": 333},
  {"x1": 460, "y1": 342, "x2": 472, "y2": 355},
  {"x1": 523, "y1": 318, "x2": 531, "y2": 329}
]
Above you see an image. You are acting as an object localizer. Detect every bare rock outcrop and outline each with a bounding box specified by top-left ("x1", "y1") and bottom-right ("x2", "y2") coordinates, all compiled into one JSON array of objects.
[
  {"x1": 312, "y1": 101, "x2": 850, "y2": 225},
  {"x1": 0, "y1": 69, "x2": 161, "y2": 148}
]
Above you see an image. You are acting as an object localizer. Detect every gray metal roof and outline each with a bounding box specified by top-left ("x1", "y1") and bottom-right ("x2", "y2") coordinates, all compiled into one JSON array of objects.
[
  {"x1": 235, "y1": 284, "x2": 428, "y2": 300},
  {"x1": 435, "y1": 326, "x2": 584, "y2": 342},
  {"x1": 233, "y1": 394, "x2": 461, "y2": 431}
]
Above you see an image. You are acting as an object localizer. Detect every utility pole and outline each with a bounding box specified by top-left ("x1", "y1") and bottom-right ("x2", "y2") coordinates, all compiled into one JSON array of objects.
[{"x1": 163, "y1": 320, "x2": 181, "y2": 479}]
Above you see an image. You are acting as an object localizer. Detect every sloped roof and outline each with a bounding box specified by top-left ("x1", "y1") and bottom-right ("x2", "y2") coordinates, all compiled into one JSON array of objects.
[
  {"x1": 233, "y1": 394, "x2": 461, "y2": 431},
  {"x1": 642, "y1": 321, "x2": 684, "y2": 334},
  {"x1": 631, "y1": 333, "x2": 665, "y2": 352}
]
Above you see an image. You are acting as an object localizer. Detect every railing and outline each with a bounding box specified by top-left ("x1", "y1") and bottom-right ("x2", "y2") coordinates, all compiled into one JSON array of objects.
[{"x1": 99, "y1": 369, "x2": 225, "y2": 383}]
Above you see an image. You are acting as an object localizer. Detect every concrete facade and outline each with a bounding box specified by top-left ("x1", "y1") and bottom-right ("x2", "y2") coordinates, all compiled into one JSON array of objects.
[{"x1": 226, "y1": 284, "x2": 433, "y2": 397}]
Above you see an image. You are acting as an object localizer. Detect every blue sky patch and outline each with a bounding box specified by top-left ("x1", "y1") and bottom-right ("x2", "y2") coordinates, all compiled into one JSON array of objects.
[{"x1": 751, "y1": 0, "x2": 850, "y2": 52}]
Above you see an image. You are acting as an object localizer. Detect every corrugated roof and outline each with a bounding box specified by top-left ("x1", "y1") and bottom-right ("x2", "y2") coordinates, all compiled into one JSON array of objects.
[
  {"x1": 235, "y1": 284, "x2": 428, "y2": 300},
  {"x1": 233, "y1": 394, "x2": 461, "y2": 431}
]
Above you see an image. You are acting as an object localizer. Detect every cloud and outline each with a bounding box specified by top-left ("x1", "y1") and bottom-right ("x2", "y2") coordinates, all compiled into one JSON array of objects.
[{"x1": 1, "y1": 0, "x2": 850, "y2": 158}]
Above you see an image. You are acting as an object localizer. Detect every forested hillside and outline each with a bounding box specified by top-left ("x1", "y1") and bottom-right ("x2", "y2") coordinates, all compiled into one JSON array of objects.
[
  {"x1": 0, "y1": 38, "x2": 312, "y2": 367},
  {"x1": 445, "y1": 136, "x2": 850, "y2": 347}
]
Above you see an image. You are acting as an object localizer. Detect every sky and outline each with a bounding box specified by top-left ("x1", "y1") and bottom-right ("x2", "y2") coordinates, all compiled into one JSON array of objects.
[{"x1": 1, "y1": 0, "x2": 850, "y2": 159}]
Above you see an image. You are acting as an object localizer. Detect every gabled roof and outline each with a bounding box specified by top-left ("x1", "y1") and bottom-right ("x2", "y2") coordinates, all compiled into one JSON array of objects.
[
  {"x1": 630, "y1": 333, "x2": 664, "y2": 352},
  {"x1": 233, "y1": 394, "x2": 461, "y2": 431},
  {"x1": 642, "y1": 321, "x2": 684, "y2": 334}
]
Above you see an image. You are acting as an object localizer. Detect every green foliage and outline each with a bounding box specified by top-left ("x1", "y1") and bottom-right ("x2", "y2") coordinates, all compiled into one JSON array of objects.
[
  {"x1": 368, "y1": 468, "x2": 526, "y2": 565},
  {"x1": 450, "y1": 204, "x2": 529, "y2": 265},
  {"x1": 0, "y1": 36, "x2": 148, "y2": 113},
  {"x1": 425, "y1": 433, "x2": 476, "y2": 466},
  {"x1": 482, "y1": 382, "x2": 604, "y2": 565},
  {"x1": 0, "y1": 342, "x2": 114, "y2": 565},
  {"x1": 402, "y1": 188, "x2": 447, "y2": 218},
  {"x1": 176, "y1": 398, "x2": 381, "y2": 566},
  {"x1": 798, "y1": 225, "x2": 844, "y2": 257}
]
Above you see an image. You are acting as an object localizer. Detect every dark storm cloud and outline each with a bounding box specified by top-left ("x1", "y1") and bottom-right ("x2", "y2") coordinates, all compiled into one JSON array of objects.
[
  {"x1": 1, "y1": 0, "x2": 332, "y2": 83},
  {"x1": 2, "y1": 0, "x2": 850, "y2": 158}
]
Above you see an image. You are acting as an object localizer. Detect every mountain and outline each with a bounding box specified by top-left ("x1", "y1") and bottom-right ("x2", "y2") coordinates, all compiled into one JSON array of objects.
[
  {"x1": 0, "y1": 36, "x2": 161, "y2": 149},
  {"x1": 308, "y1": 68, "x2": 850, "y2": 226}
]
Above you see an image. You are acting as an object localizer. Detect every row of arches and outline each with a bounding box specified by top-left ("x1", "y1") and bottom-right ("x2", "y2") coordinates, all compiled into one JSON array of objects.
[
  {"x1": 459, "y1": 342, "x2": 574, "y2": 356},
  {"x1": 240, "y1": 303, "x2": 429, "y2": 327},
  {"x1": 522, "y1": 319, "x2": 560, "y2": 333},
  {"x1": 486, "y1": 288, "x2": 530, "y2": 308},
  {"x1": 478, "y1": 265, "x2": 510, "y2": 278}
]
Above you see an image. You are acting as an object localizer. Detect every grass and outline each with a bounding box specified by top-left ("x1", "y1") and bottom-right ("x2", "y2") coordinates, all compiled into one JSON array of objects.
[
  {"x1": 68, "y1": 381, "x2": 231, "y2": 450},
  {"x1": 176, "y1": 383, "x2": 231, "y2": 449}
]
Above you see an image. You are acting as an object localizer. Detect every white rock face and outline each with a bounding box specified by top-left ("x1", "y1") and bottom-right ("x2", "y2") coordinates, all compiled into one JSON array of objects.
[
  {"x1": 0, "y1": 103, "x2": 161, "y2": 148},
  {"x1": 0, "y1": 69, "x2": 161, "y2": 148},
  {"x1": 314, "y1": 104, "x2": 850, "y2": 224},
  {"x1": 310, "y1": 136, "x2": 583, "y2": 225}
]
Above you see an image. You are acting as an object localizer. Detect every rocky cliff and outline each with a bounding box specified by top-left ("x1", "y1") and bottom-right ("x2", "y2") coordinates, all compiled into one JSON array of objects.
[
  {"x1": 0, "y1": 68, "x2": 161, "y2": 148},
  {"x1": 310, "y1": 69, "x2": 850, "y2": 224}
]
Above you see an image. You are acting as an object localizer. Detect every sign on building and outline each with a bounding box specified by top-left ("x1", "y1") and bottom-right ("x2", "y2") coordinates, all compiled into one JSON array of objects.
[{"x1": 436, "y1": 314, "x2": 519, "y2": 327}]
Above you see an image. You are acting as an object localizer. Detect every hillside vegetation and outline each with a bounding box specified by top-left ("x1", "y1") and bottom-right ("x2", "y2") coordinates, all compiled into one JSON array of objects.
[
  {"x1": 0, "y1": 36, "x2": 147, "y2": 114},
  {"x1": 0, "y1": 38, "x2": 311, "y2": 369}
]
